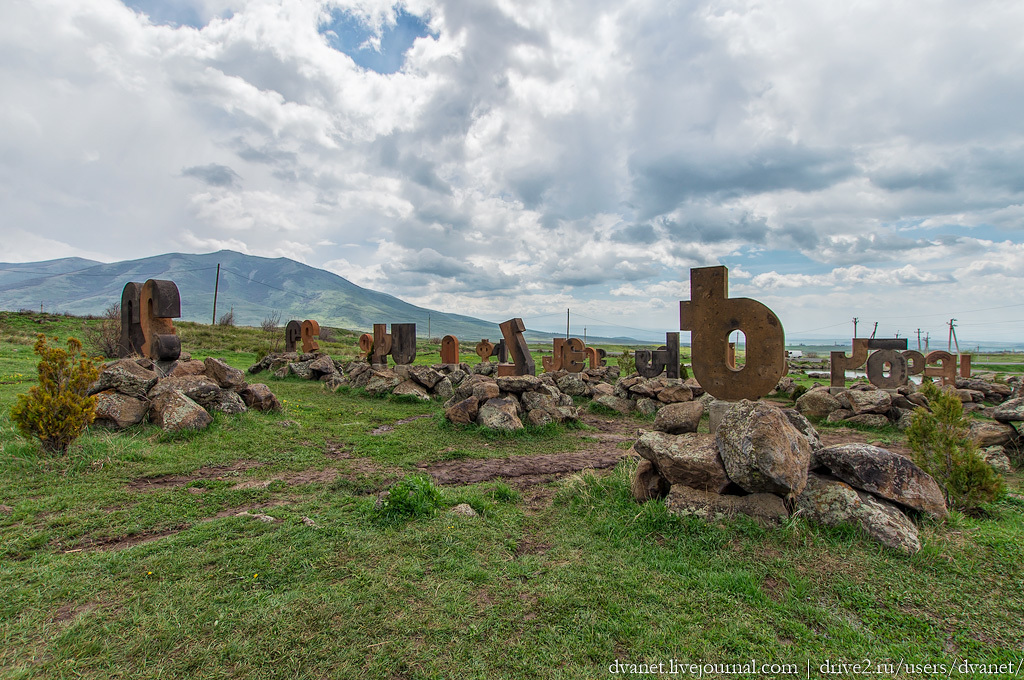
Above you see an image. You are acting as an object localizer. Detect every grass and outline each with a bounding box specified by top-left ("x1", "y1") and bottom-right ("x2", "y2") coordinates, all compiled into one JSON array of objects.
[{"x1": 1, "y1": 312, "x2": 1023, "y2": 678}]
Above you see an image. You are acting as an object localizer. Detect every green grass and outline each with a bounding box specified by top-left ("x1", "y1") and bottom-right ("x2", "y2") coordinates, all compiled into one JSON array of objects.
[{"x1": 1, "y1": 313, "x2": 1023, "y2": 678}]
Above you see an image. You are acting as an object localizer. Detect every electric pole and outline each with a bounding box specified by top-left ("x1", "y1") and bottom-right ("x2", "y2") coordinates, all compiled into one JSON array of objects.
[
  {"x1": 427, "y1": 313, "x2": 431, "y2": 339},
  {"x1": 916, "y1": 329, "x2": 921, "y2": 351},
  {"x1": 566, "y1": 309, "x2": 570, "y2": 339},
  {"x1": 211, "y1": 263, "x2": 221, "y2": 325},
  {"x1": 949, "y1": 319, "x2": 960, "y2": 355},
  {"x1": 870, "y1": 322, "x2": 878, "y2": 339},
  {"x1": 852, "y1": 317, "x2": 859, "y2": 338},
  {"x1": 925, "y1": 332, "x2": 930, "y2": 353}
]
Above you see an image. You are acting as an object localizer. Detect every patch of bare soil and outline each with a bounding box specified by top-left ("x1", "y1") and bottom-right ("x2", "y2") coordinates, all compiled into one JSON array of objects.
[
  {"x1": 230, "y1": 468, "x2": 339, "y2": 490},
  {"x1": 370, "y1": 414, "x2": 434, "y2": 435},
  {"x1": 818, "y1": 427, "x2": 916, "y2": 458},
  {"x1": 418, "y1": 448, "x2": 627, "y2": 486},
  {"x1": 52, "y1": 602, "x2": 99, "y2": 623},
  {"x1": 127, "y1": 460, "x2": 266, "y2": 491},
  {"x1": 323, "y1": 438, "x2": 353, "y2": 459}
]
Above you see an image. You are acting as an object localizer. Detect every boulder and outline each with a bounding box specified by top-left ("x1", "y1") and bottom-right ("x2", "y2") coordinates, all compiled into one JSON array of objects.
[
  {"x1": 846, "y1": 389, "x2": 892, "y2": 415},
  {"x1": 631, "y1": 459, "x2": 670, "y2": 502},
  {"x1": 633, "y1": 431, "x2": 731, "y2": 492},
  {"x1": 433, "y1": 377, "x2": 455, "y2": 401},
  {"x1": 472, "y1": 381, "x2": 501, "y2": 401},
  {"x1": 204, "y1": 357, "x2": 247, "y2": 390},
  {"x1": 594, "y1": 394, "x2": 634, "y2": 415},
  {"x1": 93, "y1": 390, "x2": 149, "y2": 429},
  {"x1": 795, "y1": 390, "x2": 840, "y2": 419},
  {"x1": 392, "y1": 380, "x2": 431, "y2": 401},
  {"x1": 635, "y1": 398, "x2": 661, "y2": 416},
  {"x1": 716, "y1": 400, "x2": 812, "y2": 497},
  {"x1": 238, "y1": 384, "x2": 282, "y2": 412},
  {"x1": 664, "y1": 485, "x2": 788, "y2": 524},
  {"x1": 364, "y1": 369, "x2": 402, "y2": 396},
  {"x1": 981, "y1": 446, "x2": 1012, "y2": 474},
  {"x1": 844, "y1": 413, "x2": 890, "y2": 428},
  {"x1": 795, "y1": 473, "x2": 920, "y2": 554},
  {"x1": 149, "y1": 390, "x2": 213, "y2": 432},
  {"x1": 780, "y1": 408, "x2": 822, "y2": 452},
  {"x1": 89, "y1": 359, "x2": 159, "y2": 399},
  {"x1": 187, "y1": 383, "x2": 248, "y2": 415},
  {"x1": 657, "y1": 384, "x2": 693, "y2": 403},
  {"x1": 409, "y1": 366, "x2": 444, "y2": 389},
  {"x1": 445, "y1": 396, "x2": 480, "y2": 425},
  {"x1": 653, "y1": 401, "x2": 704, "y2": 434},
  {"x1": 147, "y1": 375, "x2": 219, "y2": 400},
  {"x1": 307, "y1": 354, "x2": 338, "y2": 378},
  {"x1": 556, "y1": 374, "x2": 588, "y2": 397},
  {"x1": 826, "y1": 408, "x2": 854, "y2": 423},
  {"x1": 590, "y1": 382, "x2": 615, "y2": 398},
  {"x1": 815, "y1": 443, "x2": 947, "y2": 519},
  {"x1": 476, "y1": 397, "x2": 524, "y2": 431},
  {"x1": 992, "y1": 398, "x2": 1024, "y2": 423},
  {"x1": 167, "y1": 360, "x2": 207, "y2": 378},
  {"x1": 907, "y1": 392, "x2": 930, "y2": 409},
  {"x1": 526, "y1": 409, "x2": 553, "y2": 427},
  {"x1": 455, "y1": 375, "x2": 493, "y2": 401},
  {"x1": 969, "y1": 420, "x2": 1019, "y2": 448},
  {"x1": 287, "y1": 361, "x2": 314, "y2": 380},
  {"x1": 495, "y1": 375, "x2": 542, "y2": 393}
]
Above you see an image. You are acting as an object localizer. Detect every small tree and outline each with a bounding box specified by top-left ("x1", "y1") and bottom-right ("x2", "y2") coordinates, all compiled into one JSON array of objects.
[
  {"x1": 10, "y1": 335, "x2": 101, "y2": 454},
  {"x1": 906, "y1": 382, "x2": 1004, "y2": 513},
  {"x1": 83, "y1": 302, "x2": 121, "y2": 358},
  {"x1": 218, "y1": 309, "x2": 235, "y2": 326},
  {"x1": 260, "y1": 311, "x2": 281, "y2": 332},
  {"x1": 617, "y1": 350, "x2": 636, "y2": 376}
]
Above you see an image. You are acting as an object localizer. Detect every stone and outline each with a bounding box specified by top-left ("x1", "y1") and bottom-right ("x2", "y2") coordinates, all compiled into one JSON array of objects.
[
  {"x1": 495, "y1": 374, "x2": 542, "y2": 393},
  {"x1": 653, "y1": 401, "x2": 704, "y2": 434},
  {"x1": 476, "y1": 397, "x2": 524, "y2": 431},
  {"x1": 679, "y1": 266, "x2": 786, "y2": 401},
  {"x1": 594, "y1": 394, "x2": 634, "y2": 414},
  {"x1": 631, "y1": 459, "x2": 670, "y2": 502},
  {"x1": 147, "y1": 374, "x2": 219, "y2": 400},
  {"x1": 93, "y1": 390, "x2": 149, "y2": 429},
  {"x1": 826, "y1": 409, "x2": 854, "y2": 423},
  {"x1": 449, "y1": 503, "x2": 478, "y2": 517},
  {"x1": 795, "y1": 390, "x2": 840, "y2": 419},
  {"x1": 657, "y1": 384, "x2": 693, "y2": 403},
  {"x1": 992, "y1": 398, "x2": 1024, "y2": 423},
  {"x1": 590, "y1": 382, "x2": 614, "y2": 398},
  {"x1": 634, "y1": 431, "x2": 731, "y2": 492},
  {"x1": 708, "y1": 400, "x2": 733, "y2": 435},
  {"x1": 364, "y1": 369, "x2": 402, "y2": 396},
  {"x1": 188, "y1": 383, "x2": 247, "y2": 415},
  {"x1": 89, "y1": 359, "x2": 159, "y2": 399},
  {"x1": 287, "y1": 361, "x2": 314, "y2": 380},
  {"x1": 440, "y1": 335, "x2": 460, "y2": 364},
  {"x1": 409, "y1": 366, "x2": 444, "y2": 389},
  {"x1": 844, "y1": 413, "x2": 890, "y2": 428},
  {"x1": 780, "y1": 408, "x2": 823, "y2": 452},
  {"x1": 238, "y1": 384, "x2": 282, "y2": 411},
  {"x1": 907, "y1": 392, "x2": 930, "y2": 408},
  {"x1": 893, "y1": 408, "x2": 916, "y2": 430},
  {"x1": 307, "y1": 354, "x2": 336, "y2": 378},
  {"x1": 795, "y1": 474, "x2": 920, "y2": 554},
  {"x1": 392, "y1": 380, "x2": 431, "y2": 401},
  {"x1": 432, "y1": 377, "x2": 455, "y2": 401},
  {"x1": 167, "y1": 360, "x2": 207, "y2": 378},
  {"x1": 716, "y1": 400, "x2": 812, "y2": 497},
  {"x1": 527, "y1": 409, "x2": 553, "y2": 427},
  {"x1": 845, "y1": 389, "x2": 892, "y2": 415},
  {"x1": 981, "y1": 446, "x2": 1012, "y2": 474},
  {"x1": 203, "y1": 357, "x2": 247, "y2": 390},
  {"x1": 447, "y1": 368, "x2": 468, "y2": 386},
  {"x1": 665, "y1": 485, "x2": 789, "y2": 524},
  {"x1": 635, "y1": 398, "x2": 661, "y2": 416},
  {"x1": 445, "y1": 396, "x2": 480, "y2": 425},
  {"x1": 815, "y1": 444, "x2": 947, "y2": 519},
  {"x1": 969, "y1": 421, "x2": 1018, "y2": 448},
  {"x1": 472, "y1": 381, "x2": 502, "y2": 401},
  {"x1": 149, "y1": 390, "x2": 212, "y2": 432},
  {"x1": 556, "y1": 373, "x2": 588, "y2": 396}
]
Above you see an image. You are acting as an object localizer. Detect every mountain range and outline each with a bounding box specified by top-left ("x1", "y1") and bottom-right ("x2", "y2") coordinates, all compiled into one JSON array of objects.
[{"x1": 0, "y1": 250, "x2": 644, "y2": 343}]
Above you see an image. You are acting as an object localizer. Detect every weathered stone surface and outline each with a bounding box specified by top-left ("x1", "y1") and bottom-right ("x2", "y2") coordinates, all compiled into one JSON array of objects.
[
  {"x1": 495, "y1": 374, "x2": 542, "y2": 393},
  {"x1": 631, "y1": 458, "x2": 670, "y2": 502},
  {"x1": 893, "y1": 408, "x2": 916, "y2": 431},
  {"x1": 203, "y1": 357, "x2": 247, "y2": 390},
  {"x1": 795, "y1": 473, "x2": 920, "y2": 554},
  {"x1": 556, "y1": 373, "x2": 588, "y2": 396},
  {"x1": 238, "y1": 383, "x2": 281, "y2": 411},
  {"x1": 594, "y1": 394, "x2": 634, "y2": 414},
  {"x1": 476, "y1": 397, "x2": 524, "y2": 431},
  {"x1": 89, "y1": 359, "x2": 159, "y2": 399},
  {"x1": 992, "y1": 398, "x2": 1024, "y2": 423},
  {"x1": 635, "y1": 398, "x2": 661, "y2": 416},
  {"x1": 634, "y1": 431, "x2": 731, "y2": 492},
  {"x1": 527, "y1": 409, "x2": 553, "y2": 427},
  {"x1": 433, "y1": 377, "x2": 455, "y2": 401},
  {"x1": 392, "y1": 379, "x2": 431, "y2": 401},
  {"x1": 906, "y1": 392, "x2": 930, "y2": 408},
  {"x1": 653, "y1": 401, "x2": 704, "y2": 434},
  {"x1": 364, "y1": 369, "x2": 402, "y2": 396},
  {"x1": 288, "y1": 361, "x2": 314, "y2": 380},
  {"x1": 150, "y1": 390, "x2": 212, "y2": 432},
  {"x1": 188, "y1": 383, "x2": 248, "y2": 414},
  {"x1": 969, "y1": 420, "x2": 1019, "y2": 447},
  {"x1": 167, "y1": 360, "x2": 207, "y2": 378},
  {"x1": 449, "y1": 503, "x2": 478, "y2": 517},
  {"x1": 815, "y1": 444, "x2": 947, "y2": 519},
  {"x1": 780, "y1": 408, "x2": 823, "y2": 451},
  {"x1": 409, "y1": 366, "x2": 444, "y2": 389},
  {"x1": 591, "y1": 382, "x2": 615, "y2": 398},
  {"x1": 716, "y1": 400, "x2": 811, "y2": 497},
  {"x1": 981, "y1": 446, "x2": 1012, "y2": 474},
  {"x1": 306, "y1": 354, "x2": 336, "y2": 378},
  {"x1": 826, "y1": 408, "x2": 854, "y2": 423},
  {"x1": 147, "y1": 374, "x2": 219, "y2": 400},
  {"x1": 845, "y1": 389, "x2": 892, "y2": 415},
  {"x1": 472, "y1": 381, "x2": 501, "y2": 401},
  {"x1": 796, "y1": 390, "x2": 840, "y2": 419},
  {"x1": 93, "y1": 390, "x2": 149, "y2": 429},
  {"x1": 665, "y1": 485, "x2": 789, "y2": 524},
  {"x1": 844, "y1": 413, "x2": 891, "y2": 428},
  {"x1": 657, "y1": 384, "x2": 693, "y2": 403},
  {"x1": 445, "y1": 396, "x2": 480, "y2": 425}
]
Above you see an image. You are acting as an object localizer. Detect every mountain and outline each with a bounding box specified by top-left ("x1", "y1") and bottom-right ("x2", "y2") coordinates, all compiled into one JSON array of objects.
[{"x1": 0, "y1": 250, "x2": 639, "y2": 343}]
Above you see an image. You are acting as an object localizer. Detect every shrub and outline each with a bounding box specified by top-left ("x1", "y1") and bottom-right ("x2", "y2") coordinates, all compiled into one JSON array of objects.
[
  {"x1": 10, "y1": 335, "x2": 101, "y2": 454},
  {"x1": 906, "y1": 382, "x2": 1004, "y2": 513},
  {"x1": 791, "y1": 384, "x2": 808, "y2": 402},
  {"x1": 217, "y1": 309, "x2": 235, "y2": 326},
  {"x1": 617, "y1": 350, "x2": 635, "y2": 376},
  {"x1": 318, "y1": 326, "x2": 337, "y2": 343},
  {"x1": 82, "y1": 302, "x2": 121, "y2": 358},
  {"x1": 375, "y1": 474, "x2": 443, "y2": 520},
  {"x1": 260, "y1": 311, "x2": 281, "y2": 332}
]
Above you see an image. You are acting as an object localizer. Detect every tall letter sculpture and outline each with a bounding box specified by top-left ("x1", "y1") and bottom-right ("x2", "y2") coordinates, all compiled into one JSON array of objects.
[
  {"x1": 830, "y1": 338, "x2": 962, "y2": 388},
  {"x1": 679, "y1": 266, "x2": 785, "y2": 401},
  {"x1": 284, "y1": 320, "x2": 302, "y2": 352},
  {"x1": 301, "y1": 320, "x2": 320, "y2": 353},
  {"x1": 496, "y1": 318, "x2": 535, "y2": 376},
  {"x1": 542, "y1": 338, "x2": 587, "y2": 373},
  {"x1": 359, "y1": 323, "x2": 417, "y2": 366},
  {"x1": 635, "y1": 333, "x2": 680, "y2": 379},
  {"x1": 441, "y1": 335, "x2": 460, "y2": 364},
  {"x1": 119, "y1": 279, "x2": 181, "y2": 361},
  {"x1": 586, "y1": 347, "x2": 607, "y2": 369}
]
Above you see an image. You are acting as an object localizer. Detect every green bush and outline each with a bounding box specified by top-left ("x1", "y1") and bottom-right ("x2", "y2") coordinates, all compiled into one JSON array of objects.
[
  {"x1": 906, "y1": 382, "x2": 1004, "y2": 513},
  {"x1": 10, "y1": 334, "x2": 101, "y2": 454},
  {"x1": 791, "y1": 384, "x2": 808, "y2": 402},
  {"x1": 375, "y1": 474, "x2": 443, "y2": 520},
  {"x1": 617, "y1": 350, "x2": 635, "y2": 376}
]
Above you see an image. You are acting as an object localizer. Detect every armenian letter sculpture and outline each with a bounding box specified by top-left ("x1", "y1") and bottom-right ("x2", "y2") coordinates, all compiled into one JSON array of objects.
[
  {"x1": 635, "y1": 333, "x2": 681, "y2": 379},
  {"x1": 359, "y1": 323, "x2": 417, "y2": 366},
  {"x1": 119, "y1": 279, "x2": 181, "y2": 361},
  {"x1": 440, "y1": 335, "x2": 460, "y2": 364},
  {"x1": 830, "y1": 340, "x2": 967, "y2": 388},
  {"x1": 679, "y1": 266, "x2": 786, "y2": 401},
  {"x1": 285, "y1": 320, "x2": 320, "y2": 353},
  {"x1": 542, "y1": 338, "x2": 587, "y2": 373},
  {"x1": 496, "y1": 318, "x2": 535, "y2": 376}
]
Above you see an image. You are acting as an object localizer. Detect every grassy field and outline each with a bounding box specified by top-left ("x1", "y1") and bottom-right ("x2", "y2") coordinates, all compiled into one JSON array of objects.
[{"x1": 1, "y1": 312, "x2": 1023, "y2": 679}]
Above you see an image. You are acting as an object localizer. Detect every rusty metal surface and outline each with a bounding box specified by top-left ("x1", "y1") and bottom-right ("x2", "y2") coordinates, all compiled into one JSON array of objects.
[
  {"x1": 441, "y1": 335, "x2": 460, "y2": 364},
  {"x1": 301, "y1": 319, "x2": 320, "y2": 353}
]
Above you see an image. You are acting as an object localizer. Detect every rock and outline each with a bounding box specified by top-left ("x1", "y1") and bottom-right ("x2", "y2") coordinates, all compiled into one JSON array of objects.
[
  {"x1": 526, "y1": 409, "x2": 553, "y2": 426},
  {"x1": 476, "y1": 397, "x2": 524, "y2": 431},
  {"x1": 969, "y1": 420, "x2": 1019, "y2": 448},
  {"x1": 307, "y1": 354, "x2": 337, "y2": 378},
  {"x1": 238, "y1": 384, "x2": 282, "y2": 412},
  {"x1": 844, "y1": 413, "x2": 890, "y2": 428},
  {"x1": 631, "y1": 459, "x2": 670, "y2": 502},
  {"x1": 893, "y1": 408, "x2": 916, "y2": 431},
  {"x1": 665, "y1": 485, "x2": 789, "y2": 525},
  {"x1": 364, "y1": 369, "x2": 402, "y2": 396},
  {"x1": 454, "y1": 375, "x2": 493, "y2": 401},
  {"x1": 93, "y1": 390, "x2": 149, "y2": 429},
  {"x1": 981, "y1": 446, "x2": 1012, "y2": 474},
  {"x1": 556, "y1": 374, "x2": 588, "y2": 397},
  {"x1": 149, "y1": 390, "x2": 213, "y2": 432},
  {"x1": 167, "y1": 360, "x2": 207, "y2": 378},
  {"x1": 653, "y1": 401, "x2": 704, "y2": 434},
  {"x1": 472, "y1": 362, "x2": 494, "y2": 376},
  {"x1": 716, "y1": 400, "x2": 812, "y2": 497},
  {"x1": 445, "y1": 396, "x2": 480, "y2": 425},
  {"x1": 594, "y1": 394, "x2": 633, "y2": 415},
  {"x1": 907, "y1": 392, "x2": 930, "y2": 409},
  {"x1": 203, "y1": 357, "x2": 247, "y2": 390},
  {"x1": 447, "y1": 368, "x2": 468, "y2": 386},
  {"x1": 409, "y1": 366, "x2": 443, "y2": 389},
  {"x1": 288, "y1": 361, "x2": 315, "y2": 380},
  {"x1": 495, "y1": 375, "x2": 542, "y2": 393},
  {"x1": 826, "y1": 408, "x2": 854, "y2": 423},
  {"x1": 187, "y1": 384, "x2": 248, "y2": 415},
  {"x1": 796, "y1": 390, "x2": 840, "y2": 419},
  {"x1": 449, "y1": 503, "x2": 478, "y2": 517},
  {"x1": 472, "y1": 381, "x2": 501, "y2": 401},
  {"x1": 815, "y1": 444, "x2": 947, "y2": 519},
  {"x1": 845, "y1": 389, "x2": 892, "y2": 415},
  {"x1": 433, "y1": 377, "x2": 455, "y2": 401},
  {"x1": 795, "y1": 473, "x2": 920, "y2": 554},
  {"x1": 392, "y1": 379, "x2": 431, "y2": 401},
  {"x1": 780, "y1": 408, "x2": 822, "y2": 451},
  {"x1": 147, "y1": 374, "x2": 219, "y2": 400},
  {"x1": 590, "y1": 382, "x2": 615, "y2": 398},
  {"x1": 89, "y1": 359, "x2": 159, "y2": 399},
  {"x1": 992, "y1": 398, "x2": 1024, "y2": 423},
  {"x1": 634, "y1": 397, "x2": 660, "y2": 416},
  {"x1": 657, "y1": 385, "x2": 693, "y2": 403},
  {"x1": 634, "y1": 431, "x2": 731, "y2": 492}
]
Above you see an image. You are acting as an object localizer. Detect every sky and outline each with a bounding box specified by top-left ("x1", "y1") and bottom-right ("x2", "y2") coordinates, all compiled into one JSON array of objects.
[{"x1": 2, "y1": 0, "x2": 1024, "y2": 344}]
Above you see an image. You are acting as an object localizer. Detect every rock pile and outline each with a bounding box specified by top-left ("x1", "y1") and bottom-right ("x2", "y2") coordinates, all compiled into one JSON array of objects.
[
  {"x1": 631, "y1": 399, "x2": 949, "y2": 553},
  {"x1": 443, "y1": 372, "x2": 586, "y2": 431},
  {"x1": 248, "y1": 351, "x2": 347, "y2": 385},
  {"x1": 593, "y1": 374, "x2": 711, "y2": 417},
  {"x1": 91, "y1": 356, "x2": 281, "y2": 433}
]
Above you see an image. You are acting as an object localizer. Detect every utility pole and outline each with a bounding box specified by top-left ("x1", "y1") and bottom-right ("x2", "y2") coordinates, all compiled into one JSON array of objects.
[
  {"x1": 925, "y1": 332, "x2": 930, "y2": 353},
  {"x1": 916, "y1": 329, "x2": 921, "y2": 351},
  {"x1": 427, "y1": 313, "x2": 431, "y2": 339},
  {"x1": 870, "y1": 322, "x2": 878, "y2": 339},
  {"x1": 949, "y1": 319, "x2": 960, "y2": 355},
  {"x1": 566, "y1": 309, "x2": 570, "y2": 339},
  {"x1": 852, "y1": 317, "x2": 859, "y2": 338},
  {"x1": 211, "y1": 263, "x2": 221, "y2": 325},
  {"x1": 584, "y1": 327, "x2": 587, "y2": 344}
]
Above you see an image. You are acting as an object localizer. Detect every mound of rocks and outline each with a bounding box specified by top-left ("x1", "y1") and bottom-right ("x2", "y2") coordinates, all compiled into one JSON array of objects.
[
  {"x1": 442, "y1": 372, "x2": 583, "y2": 431},
  {"x1": 91, "y1": 357, "x2": 281, "y2": 433},
  {"x1": 597, "y1": 374, "x2": 711, "y2": 417},
  {"x1": 631, "y1": 399, "x2": 950, "y2": 553},
  {"x1": 248, "y1": 351, "x2": 347, "y2": 385}
]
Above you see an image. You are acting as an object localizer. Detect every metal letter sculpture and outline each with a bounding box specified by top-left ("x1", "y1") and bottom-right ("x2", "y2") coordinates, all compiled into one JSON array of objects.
[
  {"x1": 924, "y1": 350, "x2": 956, "y2": 386},
  {"x1": 119, "y1": 279, "x2": 181, "y2": 361},
  {"x1": 586, "y1": 347, "x2": 607, "y2": 369},
  {"x1": 301, "y1": 320, "x2": 320, "y2": 353},
  {"x1": 441, "y1": 335, "x2": 460, "y2": 364},
  {"x1": 496, "y1": 318, "x2": 535, "y2": 376},
  {"x1": 358, "y1": 323, "x2": 417, "y2": 366},
  {"x1": 541, "y1": 338, "x2": 587, "y2": 373},
  {"x1": 679, "y1": 266, "x2": 786, "y2": 401},
  {"x1": 635, "y1": 333, "x2": 680, "y2": 379},
  {"x1": 284, "y1": 320, "x2": 302, "y2": 352},
  {"x1": 830, "y1": 338, "x2": 964, "y2": 388}
]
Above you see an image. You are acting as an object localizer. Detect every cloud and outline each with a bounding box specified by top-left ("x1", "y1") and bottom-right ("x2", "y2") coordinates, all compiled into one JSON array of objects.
[{"x1": 182, "y1": 163, "x2": 242, "y2": 187}]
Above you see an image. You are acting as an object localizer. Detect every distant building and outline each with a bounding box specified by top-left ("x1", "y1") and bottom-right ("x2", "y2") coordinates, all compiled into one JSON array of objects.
[{"x1": 786, "y1": 350, "x2": 803, "y2": 358}]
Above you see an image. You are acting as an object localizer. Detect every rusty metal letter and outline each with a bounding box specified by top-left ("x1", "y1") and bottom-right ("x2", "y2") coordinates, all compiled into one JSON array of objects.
[
  {"x1": 924, "y1": 350, "x2": 956, "y2": 386},
  {"x1": 636, "y1": 333, "x2": 680, "y2": 379},
  {"x1": 866, "y1": 349, "x2": 909, "y2": 389},
  {"x1": 475, "y1": 339, "x2": 495, "y2": 363},
  {"x1": 586, "y1": 347, "x2": 607, "y2": 369},
  {"x1": 390, "y1": 323, "x2": 417, "y2": 365},
  {"x1": 960, "y1": 354, "x2": 971, "y2": 378},
  {"x1": 830, "y1": 339, "x2": 869, "y2": 388},
  {"x1": 119, "y1": 282, "x2": 144, "y2": 357},
  {"x1": 138, "y1": 279, "x2": 181, "y2": 361},
  {"x1": 441, "y1": 335, "x2": 460, "y2": 364},
  {"x1": 285, "y1": 320, "x2": 302, "y2": 353},
  {"x1": 680, "y1": 266, "x2": 785, "y2": 401},
  {"x1": 301, "y1": 320, "x2": 320, "y2": 353},
  {"x1": 496, "y1": 318, "x2": 534, "y2": 376}
]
